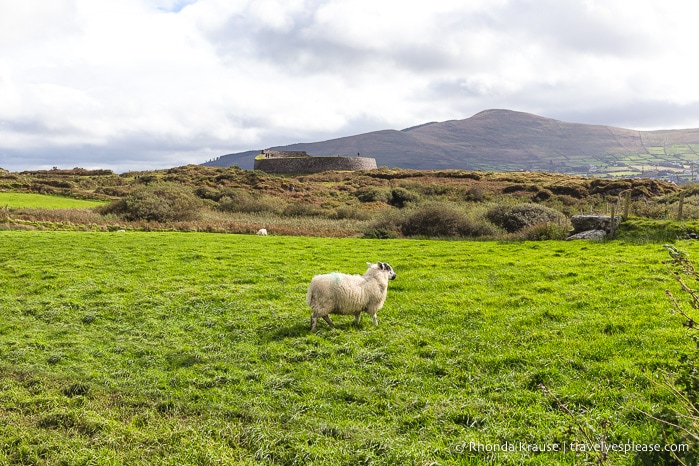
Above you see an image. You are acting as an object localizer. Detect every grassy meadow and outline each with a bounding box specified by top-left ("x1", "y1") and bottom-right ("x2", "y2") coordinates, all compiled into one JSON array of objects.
[
  {"x1": 0, "y1": 192, "x2": 106, "y2": 210},
  {"x1": 0, "y1": 230, "x2": 695, "y2": 464}
]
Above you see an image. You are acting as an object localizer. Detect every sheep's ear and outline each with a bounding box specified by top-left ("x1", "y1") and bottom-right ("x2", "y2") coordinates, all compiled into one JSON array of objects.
[
  {"x1": 378, "y1": 262, "x2": 385, "y2": 269},
  {"x1": 366, "y1": 262, "x2": 373, "y2": 268}
]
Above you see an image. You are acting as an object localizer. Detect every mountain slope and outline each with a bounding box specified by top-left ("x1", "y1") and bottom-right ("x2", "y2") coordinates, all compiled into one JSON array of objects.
[{"x1": 204, "y1": 109, "x2": 699, "y2": 173}]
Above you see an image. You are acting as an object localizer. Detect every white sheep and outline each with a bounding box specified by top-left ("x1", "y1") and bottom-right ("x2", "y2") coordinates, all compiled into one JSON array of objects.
[
  {"x1": 306, "y1": 262, "x2": 396, "y2": 330},
  {"x1": 256, "y1": 228, "x2": 268, "y2": 236}
]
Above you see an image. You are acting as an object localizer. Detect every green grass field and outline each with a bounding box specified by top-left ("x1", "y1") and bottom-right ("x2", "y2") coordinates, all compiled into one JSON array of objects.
[
  {"x1": 0, "y1": 192, "x2": 106, "y2": 209},
  {"x1": 0, "y1": 231, "x2": 695, "y2": 464}
]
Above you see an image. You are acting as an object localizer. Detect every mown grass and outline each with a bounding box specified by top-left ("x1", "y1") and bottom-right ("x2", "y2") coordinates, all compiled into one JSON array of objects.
[
  {"x1": 0, "y1": 231, "x2": 695, "y2": 464},
  {"x1": 0, "y1": 192, "x2": 106, "y2": 209}
]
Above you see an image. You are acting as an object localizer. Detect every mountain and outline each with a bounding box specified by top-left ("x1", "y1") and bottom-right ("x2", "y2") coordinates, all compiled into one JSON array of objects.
[{"x1": 203, "y1": 109, "x2": 699, "y2": 174}]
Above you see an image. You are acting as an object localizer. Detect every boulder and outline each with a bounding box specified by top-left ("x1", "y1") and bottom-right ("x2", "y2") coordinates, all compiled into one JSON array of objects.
[
  {"x1": 567, "y1": 229, "x2": 607, "y2": 241},
  {"x1": 570, "y1": 215, "x2": 621, "y2": 234}
]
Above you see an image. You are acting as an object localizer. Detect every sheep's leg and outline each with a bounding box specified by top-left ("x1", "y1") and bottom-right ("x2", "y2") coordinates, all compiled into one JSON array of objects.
[
  {"x1": 322, "y1": 315, "x2": 335, "y2": 328},
  {"x1": 310, "y1": 315, "x2": 318, "y2": 331},
  {"x1": 354, "y1": 313, "x2": 362, "y2": 325},
  {"x1": 371, "y1": 313, "x2": 378, "y2": 326}
]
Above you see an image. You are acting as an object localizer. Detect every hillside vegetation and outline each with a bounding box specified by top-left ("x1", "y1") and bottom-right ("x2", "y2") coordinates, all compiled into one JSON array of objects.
[{"x1": 1, "y1": 165, "x2": 694, "y2": 240}]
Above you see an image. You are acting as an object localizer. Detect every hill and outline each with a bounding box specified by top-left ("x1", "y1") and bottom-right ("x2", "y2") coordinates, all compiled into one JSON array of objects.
[{"x1": 204, "y1": 109, "x2": 699, "y2": 179}]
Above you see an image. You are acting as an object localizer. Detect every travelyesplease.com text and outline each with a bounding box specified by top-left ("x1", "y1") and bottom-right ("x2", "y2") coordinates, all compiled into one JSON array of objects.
[{"x1": 455, "y1": 441, "x2": 689, "y2": 455}]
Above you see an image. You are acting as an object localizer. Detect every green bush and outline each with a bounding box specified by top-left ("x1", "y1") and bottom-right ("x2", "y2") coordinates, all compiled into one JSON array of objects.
[
  {"x1": 486, "y1": 203, "x2": 566, "y2": 233},
  {"x1": 509, "y1": 222, "x2": 571, "y2": 241},
  {"x1": 460, "y1": 185, "x2": 488, "y2": 202},
  {"x1": 194, "y1": 186, "x2": 222, "y2": 201},
  {"x1": 99, "y1": 183, "x2": 203, "y2": 222},
  {"x1": 363, "y1": 227, "x2": 399, "y2": 239},
  {"x1": 355, "y1": 186, "x2": 421, "y2": 207},
  {"x1": 216, "y1": 189, "x2": 284, "y2": 214},
  {"x1": 367, "y1": 203, "x2": 499, "y2": 238},
  {"x1": 355, "y1": 187, "x2": 392, "y2": 203},
  {"x1": 421, "y1": 183, "x2": 454, "y2": 196},
  {"x1": 631, "y1": 200, "x2": 670, "y2": 219},
  {"x1": 388, "y1": 187, "x2": 420, "y2": 208}
]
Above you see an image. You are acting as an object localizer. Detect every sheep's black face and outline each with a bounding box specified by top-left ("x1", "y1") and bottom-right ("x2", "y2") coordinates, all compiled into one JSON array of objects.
[{"x1": 379, "y1": 262, "x2": 396, "y2": 280}]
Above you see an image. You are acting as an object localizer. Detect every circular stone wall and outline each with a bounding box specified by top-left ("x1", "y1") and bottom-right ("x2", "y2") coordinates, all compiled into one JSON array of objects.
[{"x1": 254, "y1": 156, "x2": 377, "y2": 174}]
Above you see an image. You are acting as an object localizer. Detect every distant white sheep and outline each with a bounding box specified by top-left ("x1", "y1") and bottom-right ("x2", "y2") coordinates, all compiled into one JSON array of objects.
[
  {"x1": 256, "y1": 228, "x2": 268, "y2": 236},
  {"x1": 306, "y1": 262, "x2": 396, "y2": 330}
]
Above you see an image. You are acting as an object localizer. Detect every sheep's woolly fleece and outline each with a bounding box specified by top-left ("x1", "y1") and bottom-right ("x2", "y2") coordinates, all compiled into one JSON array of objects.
[{"x1": 306, "y1": 262, "x2": 396, "y2": 331}]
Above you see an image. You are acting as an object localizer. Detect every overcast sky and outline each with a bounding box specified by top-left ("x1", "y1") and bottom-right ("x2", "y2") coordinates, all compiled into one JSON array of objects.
[{"x1": 2, "y1": 0, "x2": 698, "y2": 172}]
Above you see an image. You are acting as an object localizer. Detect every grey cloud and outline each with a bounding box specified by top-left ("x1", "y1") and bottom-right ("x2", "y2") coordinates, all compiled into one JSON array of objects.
[
  {"x1": 1, "y1": 140, "x2": 228, "y2": 173},
  {"x1": 0, "y1": 123, "x2": 235, "y2": 173},
  {"x1": 203, "y1": 0, "x2": 649, "y2": 80},
  {"x1": 203, "y1": 3, "x2": 465, "y2": 74}
]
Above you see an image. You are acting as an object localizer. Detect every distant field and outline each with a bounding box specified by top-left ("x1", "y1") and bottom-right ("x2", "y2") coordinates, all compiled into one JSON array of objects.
[
  {"x1": 583, "y1": 148, "x2": 699, "y2": 180},
  {"x1": 0, "y1": 192, "x2": 106, "y2": 209},
  {"x1": 0, "y1": 231, "x2": 694, "y2": 464}
]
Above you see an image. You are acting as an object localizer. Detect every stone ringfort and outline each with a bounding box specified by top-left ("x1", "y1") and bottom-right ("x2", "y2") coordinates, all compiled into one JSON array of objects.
[{"x1": 253, "y1": 150, "x2": 377, "y2": 174}]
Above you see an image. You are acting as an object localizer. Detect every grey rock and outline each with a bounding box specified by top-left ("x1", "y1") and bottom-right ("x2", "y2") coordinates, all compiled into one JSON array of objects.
[
  {"x1": 567, "y1": 229, "x2": 607, "y2": 241},
  {"x1": 570, "y1": 215, "x2": 621, "y2": 234}
]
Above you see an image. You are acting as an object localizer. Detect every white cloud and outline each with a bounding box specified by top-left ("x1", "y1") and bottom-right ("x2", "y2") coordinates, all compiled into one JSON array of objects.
[{"x1": 1, "y1": 0, "x2": 698, "y2": 172}]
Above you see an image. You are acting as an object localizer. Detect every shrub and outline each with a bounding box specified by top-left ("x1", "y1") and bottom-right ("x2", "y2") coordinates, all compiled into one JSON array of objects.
[
  {"x1": 681, "y1": 182, "x2": 699, "y2": 198},
  {"x1": 389, "y1": 187, "x2": 420, "y2": 208},
  {"x1": 282, "y1": 202, "x2": 325, "y2": 217},
  {"x1": 367, "y1": 203, "x2": 499, "y2": 238},
  {"x1": 355, "y1": 187, "x2": 392, "y2": 203},
  {"x1": 486, "y1": 203, "x2": 566, "y2": 233},
  {"x1": 421, "y1": 183, "x2": 454, "y2": 196},
  {"x1": 216, "y1": 189, "x2": 284, "y2": 214},
  {"x1": 363, "y1": 227, "x2": 399, "y2": 239},
  {"x1": 532, "y1": 189, "x2": 553, "y2": 202},
  {"x1": 331, "y1": 206, "x2": 371, "y2": 220},
  {"x1": 195, "y1": 186, "x2": 222, "y2": 201},
  {"x1": 99, "y1": 183, "x2": 202, "y2": 222},
  {"x1": 509, "y1": 222, "x2": 571, "y2": 241},
  {"x1": 632, "y1": 200, "x2": 670, "y2": 219},
  {"x1": 363, "y1": 209, "x2": 404, "y2": 237},
  {"x1": 460, "y1": 185, "x2": 487, "y2": 202}
]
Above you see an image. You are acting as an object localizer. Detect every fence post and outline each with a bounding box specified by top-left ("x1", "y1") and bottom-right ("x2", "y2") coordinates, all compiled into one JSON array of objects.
[
  {"x1": 622, "y1": 191, "x2": 631, "y2": 221},
  {"x1": 678, "y1": 192, "x2": 685, "y2": 221}
]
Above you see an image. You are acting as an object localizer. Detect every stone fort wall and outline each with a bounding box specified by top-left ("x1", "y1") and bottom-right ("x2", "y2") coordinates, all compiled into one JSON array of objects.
[{"x1": 254, "y1": 156, "x2": 377, "y2": 174}]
